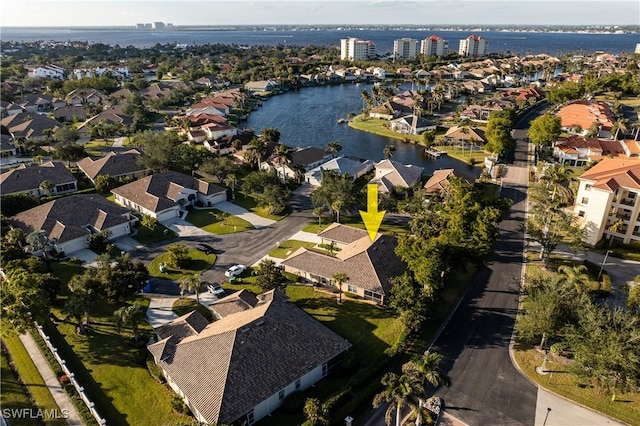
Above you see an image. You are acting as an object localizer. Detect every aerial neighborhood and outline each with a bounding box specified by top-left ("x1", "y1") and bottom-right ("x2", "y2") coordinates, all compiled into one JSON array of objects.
[{"x1": 1, "y1": 25, "x2": 639, "y2": 426}]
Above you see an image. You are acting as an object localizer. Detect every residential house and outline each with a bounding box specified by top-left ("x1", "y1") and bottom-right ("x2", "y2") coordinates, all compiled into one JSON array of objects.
[
  {"x1": 65, "y1": 88, "x2": 106, "y2": 106},
  {"x1": 77, "y1": 105, "x2": 133, "y2": 140},
  {"x1": 53, "y1": 105, "x2": 89, "y2": 122},
  {"x1": 262, "y1": 147, "x2": 332, "y2": 181},
  {"x1": 305, "y1": 157, "x2": 374, "y2": 186},
  {"x1": 1, "y1": 134, "x2": 16, "y2": 157},
  {"x1": 77, "y1": 149, "x2": 150, "y2": 184},
  {"x1": 0, "y1": 161, "x2": 77, "y2": 198},
  {"x1": 369, "y1": 159, "x2": 424, "y2": 194},
  {"x1": 573, "y1": 159, "x2": 640, "y2": 245},
  {"x1": 552, "y1": 136, "x2": 640, "y2": 165},
  {"x1": 14, "y1": 94, "x2": 60, "y2": 113},
  {"x1": 556, "y1": 100, "x2": 615, "y2": 137},
  {"x1": 148, "y1": 290, "x2": 351, "y2": 425},
  {"x1": 244, "y1": 80, "x2": 279, "y2": 93},
  {"x1": 111, "y1": 171, "x2": 227, "y2": 222},
  {"x1": 3, "y1": 102, "x2": 24, "y2": 116},
  {"x1": 462, "y1": 80, "x2": 491, "y2": 94},
  {"x1": 443, "y1": 126, "x2": 486, "y2": 146},
  {"x1": 26, "y1": 65, "x2": 66, "y2": 80},
  {"x1": 282, "y1": 224, "x2": 407, "y2": 304},
  {"x1": 389, "y1": 115, "x2": 436, "y2": 135},
  {"x1": 424, "y1": 169, "x2": 467, "y2": 195},
  {"x1": 7, "y1": 194, "x2": 136, "y2": 255},
  {"x1": 1, "y1": 112, "x2": 62, "y2": 141}
]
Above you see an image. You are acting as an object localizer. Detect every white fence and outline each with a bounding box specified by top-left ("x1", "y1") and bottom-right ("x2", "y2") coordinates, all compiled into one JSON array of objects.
[{"x1": 35, "y1": 324, "x2": 107, "y2": 426}]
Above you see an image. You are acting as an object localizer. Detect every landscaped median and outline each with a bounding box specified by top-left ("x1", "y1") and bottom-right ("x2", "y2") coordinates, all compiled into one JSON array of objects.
[
  {"x1": 185, "y1": 209, "x2": 253, "y2": 234},
  {"x1": 148, "y1": 248, "x2": 216, "y2": 282},
  {"x1": 232, "y1": 191, "x2": 289, "y2": 221}
]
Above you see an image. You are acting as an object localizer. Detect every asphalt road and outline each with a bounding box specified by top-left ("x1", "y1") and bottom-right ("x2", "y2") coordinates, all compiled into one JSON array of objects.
[{"x1": 427, "y1": 111, "x2": 542, "y2": 426}]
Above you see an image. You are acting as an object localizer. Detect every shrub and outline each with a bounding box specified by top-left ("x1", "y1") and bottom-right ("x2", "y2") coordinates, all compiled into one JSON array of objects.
[
  {"x1": 282, "y1": 390, "x2": 305, "y2": 413},
  {"x1": 146, "y1": 354, "x2": 165, "y2": 384},
  {"x1": 166, "y1": 243, "x2": 190, "y2": 269},
  {"x1": 58, "y1": 373, "x2": 71, "y2": 385},
  {"x1": 170, "y1": 395, "x2": 190, "y2": 415},
  {"x1": 550, "y1": 342, "x2": 566, "y2": 355}
]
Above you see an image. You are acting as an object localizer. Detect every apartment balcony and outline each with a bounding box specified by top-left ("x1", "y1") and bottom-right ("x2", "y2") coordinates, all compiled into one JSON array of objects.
[{"x1": 619, "y1": 198, "x2": 637, "y2": 207}]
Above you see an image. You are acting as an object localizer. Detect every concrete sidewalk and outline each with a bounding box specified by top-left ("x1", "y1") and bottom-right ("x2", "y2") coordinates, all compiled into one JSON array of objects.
[
  {"x1": 215, "y1": 201, "x2": 276, "y2": 228},
  {"x1": 535, "y1": 388, "x2": 624, "y2": 426},
  {"x1": 18, "y1": 334, "x2": 84, "y2": 426},
  {"x1": 146, "y1": 293, "x2": 220, "y2": 329}
]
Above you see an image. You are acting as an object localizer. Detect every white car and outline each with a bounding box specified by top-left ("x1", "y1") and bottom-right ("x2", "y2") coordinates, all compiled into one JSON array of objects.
[
  {"x1": 224, "y1": 264, "x2": 247, "y2": 277},
  {"x1": 207, "y1": 284, "x2": 225, "y2": 296}
]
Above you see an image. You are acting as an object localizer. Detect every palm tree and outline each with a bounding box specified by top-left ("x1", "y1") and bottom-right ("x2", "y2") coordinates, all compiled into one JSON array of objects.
[
  {"x1": 557, "y1": 264, "x2": 590, "y2": 293},
  {"x1": 274, "y1": 144, "x2": 292, "y2": 183},
  {"x1": 402, "y1": 351, "x2": 451, "y2": 425},
  {"x1": 313, "y1": 207, "x2": 325, "y2": 230},
  {"x1": 459, "y1": 127, "x2": 470, "y2": 154},
  {"x1": 373, "y1": 372, "x2": 425, "y2": 426},
  {"x1": 114, "y1": 302, "x2": 146, "y2": 341},
  {"x1": 5, "y1": 228, "x2": 26, "y2": 248},
  {"x1": 383, "y1": 144, "x2": 396, "y2": 160},
  {"x1": 224, "y1": 173, "x2": 238, "y2": 200},
  {"x1": 326, "y1": 141, "x2": 343, "y2": 158},
  {"x1": 304, "y1": 398, "x2": 329, "y2": 426},
  {"x1": 540, "y1": 164, "x2": 574, "y2": 205},
  {"x1": 26, "y1": 230, "x2": 56, "y2": 271},
  {"x1": 248, "y1": 137, "x2": 268, "y2": 169},
  {"x1": 612, "y1": 117, "x2": 629, "y2": 140},
  {"x1": 39, "y1": 180, "x2": 54, "y2": 196},
  {"x1": 333, "y1": 272, "x2": 349, "y2": 304},
  {"x1": 180, "y1": 274, "x2": 201, "y2": 305},
  {"x1": 361, "y1": 89, "x2": 371, "y2": 113}
]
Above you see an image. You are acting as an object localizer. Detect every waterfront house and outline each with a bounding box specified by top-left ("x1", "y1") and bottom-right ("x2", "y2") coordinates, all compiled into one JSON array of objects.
[
  {"x1": 369, "y1": 159, "x2": 424, "y2": 194},
  {"x1": 424, "y1": 169, "x2": 467, "y2": 195},
  {"x1": 305, "y1": 157, "x2": 374, "y2": 186},
  {"x1": 0, "y1": 161, "x2": 77, "y2": 198},
  {"x1": 8, "y1": 194, "x2": 136, "y2": 255},
  {"x1": 111, "y1": 171, "x2": 227, "y2": 222},
  {"x1": 148, "y1": 290, "x2": 351, "y2": 425},
  {"x1": 262, "y1": 147, "x2": 331, "y2": 181},
  {"x1": 281, "y1": 224, "x2": 406, "y2": 305},
  {"x1": 443, "y1": 126, "x2": 486, "y2": 145},
  {"x1": 244, "y1": 80, "x2": 279, "y2": 93},
  {"x1": 389, "y1": 115, "x2": 436, "y2": 135}
]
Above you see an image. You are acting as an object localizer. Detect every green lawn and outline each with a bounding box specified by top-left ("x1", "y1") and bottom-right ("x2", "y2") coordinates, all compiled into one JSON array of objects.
[
  {"x1": 49, "y1": 259, "x2": 85, "y2": 287},
  {"x1": 268, "y1": 240, "x2": 317, "y2": 259},
  {"x1": 232, "y1": 192, "x2": 289, "y2": 221},
  {"x1": 525, "y1": 252, "x2": 602, "y2": 292},
  {"x1": 83, "y1": 139, "x2": 112, "y2": 149},
  {"x1": 1, "y1": 341, "x2": 44, "y2": 426},
  {"x1": 348, "y1": 115, "x2": 423, "y2": 144},
  {"x1": 44, "y1": 299, "x2": 192, "y2": 425},
  {"x1": 104, "y1": 194, "x2": 115, "y2": 203},
  {"x1": 148, "y1": 249, "x2": 216, "y2": 281},
  {"x1": 172, "y1": 298, "x2": 214, "y2": 322},
  {"x1": 302, "y1": 216, "x2": 410, "y2": 236},
  {"x1": 1, "y1": 335, "x2": 66, "y2": 426},
  {"x1": 513, "y1": 343, "x2": 640, "y2": 426},
  {"x1": 185, "y1": 209, "x2": 254, "y2": 234},
  {"x1": 438, "y1": 145, "x2": 488, "y2": 165},
  {"x1": 133, "y1": 223, "x2": 177, "y2": 245}
]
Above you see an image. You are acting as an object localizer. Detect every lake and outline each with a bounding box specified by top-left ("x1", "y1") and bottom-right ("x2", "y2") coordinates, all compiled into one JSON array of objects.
[{"x1": 245, "y1": 83, "x2": 481, "y2": 178}]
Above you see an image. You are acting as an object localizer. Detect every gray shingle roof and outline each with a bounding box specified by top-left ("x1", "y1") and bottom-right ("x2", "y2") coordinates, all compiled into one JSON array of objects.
[
  {"x1": 111, "y1": 171, "x2": 226, "y2": 213},
  {"x1": 0, "y1": 161, "x2": 77, "y2": 195},
  {"x1": 318, "y1": 223, "x2": 369, "y2": 244},
  {"x1": 209, "y1": 289, "x2": 259, "y2": 319},
  {"x1": 8, "y1": 194, "x2": 132, "y2": 244},
  {"x1": 148, "y1": 290, "x2": 351, "y2": 425},
  {"x1": 77, "y1": 149, "x2": 148, "y2": 181}
]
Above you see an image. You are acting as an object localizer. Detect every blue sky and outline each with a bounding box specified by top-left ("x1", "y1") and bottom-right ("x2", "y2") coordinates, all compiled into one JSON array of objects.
[{"x1": 2, "y1": 1, "x2": 639, "y2": 27}]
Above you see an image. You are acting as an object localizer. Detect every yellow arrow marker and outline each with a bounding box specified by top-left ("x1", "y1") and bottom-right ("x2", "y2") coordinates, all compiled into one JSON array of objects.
[{"x1": 359, "y1": 184, "x2": 386, "y2": 242}]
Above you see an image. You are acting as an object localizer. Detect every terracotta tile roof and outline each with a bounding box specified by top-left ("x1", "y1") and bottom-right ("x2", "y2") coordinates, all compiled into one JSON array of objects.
[
  {"x1": 111, "y1": 171, "x2": 225, "y2": 213},
  {"x1": 77, "y1": 149, "x2": 147, "y2": 181},
  {"x1": 556, "y1": 100, "x2": 614, "y2": 131},
  {"x1": 282, "y1": 231, "x2": 406, "y2": 297},
  {"x1": 318, "y1": 223, "x2": 369, "y2": 244},
  {"x1": 8, "y1": 194, "x2": 132, "y2": 244},
  {"x1": 148, "y1": 290, "x2": 350, "y2": 425},
  {"x1": 578, "y1": 158, "x2": 640, "y2": 192},
  {"x1": 0, "y1": 161, "x2": 77, "y2": 195}
]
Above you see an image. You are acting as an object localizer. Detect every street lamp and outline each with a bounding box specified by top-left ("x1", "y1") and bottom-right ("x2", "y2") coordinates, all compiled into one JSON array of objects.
[{"x1": 598, "y1": 249, "x2": 612, "y2": 280}]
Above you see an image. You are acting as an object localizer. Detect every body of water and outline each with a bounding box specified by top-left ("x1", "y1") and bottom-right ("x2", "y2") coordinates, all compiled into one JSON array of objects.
[
  {"x1": 245, "y1": 83, "x2": 480, "y2": 178},
  {"x1": 2, "y1": 28, "x2": 638, "y2": 55}
]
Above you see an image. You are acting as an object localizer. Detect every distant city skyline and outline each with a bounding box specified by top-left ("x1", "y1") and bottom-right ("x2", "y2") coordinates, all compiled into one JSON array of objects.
[{"x1": 1, "y1": 1, "x2": 639, "y2": 27}]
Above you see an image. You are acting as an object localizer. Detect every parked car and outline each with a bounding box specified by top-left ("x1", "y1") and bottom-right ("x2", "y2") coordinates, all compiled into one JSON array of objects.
[
  {"x1": 225, "y1": 264, "x2": 247, "y2": 277},
  {"x1": 207, "y1": 283, "x2": 225, "y2": 296},
  {"x1": 195, "y1": 243, "x2": 214, "y2": 254}
]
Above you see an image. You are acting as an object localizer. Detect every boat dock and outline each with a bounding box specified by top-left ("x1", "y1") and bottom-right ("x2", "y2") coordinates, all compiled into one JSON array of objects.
[{"x1": 425, "y1": 148, "x2": 446, "y2": 158}]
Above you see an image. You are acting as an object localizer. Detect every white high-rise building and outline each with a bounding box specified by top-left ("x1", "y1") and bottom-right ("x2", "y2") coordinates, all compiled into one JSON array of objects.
[
  {"x1": 635, "y1": 43, "x2": 640, "y2": 54},
  {"x1": 421, "y1": 35, "x2": 448, "y2": 57},
  {"x1": 458, "y1": 35, "x2": 488, "y2": 57},
  {"x1": 340, "y1": 38, "x2": 376, "y2": 61},
  {"x1": 393, "y1": 38, "x2": 419, "y2": 60}
]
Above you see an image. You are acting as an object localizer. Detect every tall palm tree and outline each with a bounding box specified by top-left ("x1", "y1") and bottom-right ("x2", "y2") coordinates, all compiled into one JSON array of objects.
[
  {"x1": 612, "y1": 117, "x2": 629, "y2": 140},
  {"x1": 332, "y1": 272, "x2": 349, "y2": 304},
  {"x1": 274, "y1": 144, "x2": 292, "y2": 183},
  {"x1": 180, "y1": 274, "x2": 201, "y2": 305},
  {"x1": 373, "y1": 372, "x2": 425, "y2": 426},
  {"x1": 402, "y1": 351, "x2": 451, "y2": 425},
  {"x1": 557, "y1": 264, "x2": 590, "y2": 293},
  {"x1": 361, "y1": 89, "x2": 372, "y2": 113},
  {"x1": 383, "y1": 144, "x2": 397, "y2": 160},
  {"x1": 326, "y1": 141, "x2": 343, "y2": 158},
  {"x1": 224, "y1": 173, "x2": 238, "y2": 200},
  {"x1": 540, "y1": 164, "x2": 574, "y2": 205},
  {"x1": 114, "y1": 302, "x2": 146, "y2": 341},
  {"x1": 248, "y1": 137, "x2": 268, "y2": 169}
]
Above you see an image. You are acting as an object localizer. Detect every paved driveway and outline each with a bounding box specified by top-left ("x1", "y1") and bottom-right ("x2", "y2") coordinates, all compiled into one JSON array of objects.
[
  {"x1": 70, "y1": 248, "x2": 99, "y2": 267},
  {"x1": 163, "y1": 217, "x2": 212, "y2": 237},
  {"x1": 214, "y1": 201, "x2": 276, "y2": 228}
]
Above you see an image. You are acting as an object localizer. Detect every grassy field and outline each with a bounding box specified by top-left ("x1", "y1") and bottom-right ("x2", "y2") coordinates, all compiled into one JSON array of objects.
[
  {"x1": 524, "y1": 252, "x2": 602, "y2": 292},
  {"x1": 438, "y1": 145, "x2": 488, "y2": 165},
  {"x1": 1, "y1": 334, "x2": 66, "y2": 426},
  {"x1": 148, "y1": 249, "x2": 216, "y2": 281},
  {"x1": 232, "y1": 192, "x2": 289, "y2": 221},
  {"x1": 44, "y1": 299, "x2": 192, "y2": 426},
  {"x1": 49, "y1": 259, "x2": 85, "y2": 286},
  {"x1": 172, "y1": 298, "x2": 214, "y2": 322},
  {"x1": 302, "y1": 216, "x2": 410, "y2": 236},
  {"x1": 513, "y1": 343, "x2": 640, "y2": 426},
  {"x1": 268, "y1": 240, "x2": 317, "y2": 259},
  {"x1": 134, "y1": 223, "x2": 178, "y2": 245},
  {"x1": 593, "y1": 93, "x2": 640, "y2": 108},
  {"x1": 348, "y1": 115, "x2": 423, "y2": 144},
  {"x1": 185, "y1": 209, "x2": 254, "y2": 234}
]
